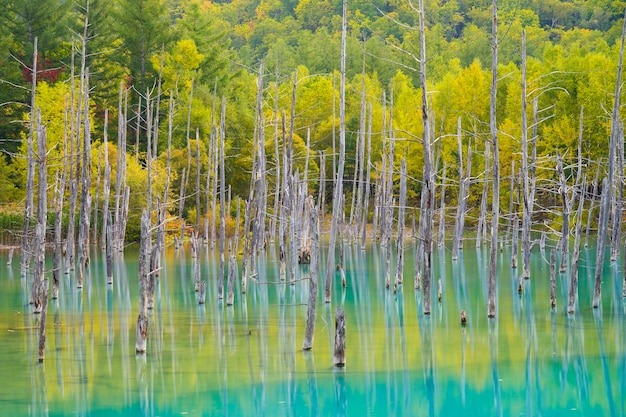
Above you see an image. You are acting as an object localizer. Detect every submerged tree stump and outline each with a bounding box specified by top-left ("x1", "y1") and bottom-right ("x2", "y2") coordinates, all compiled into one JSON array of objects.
[
  {"x1": 334, "y1": 307, "x2": 346, "y2": 367},
  {"x1": 198, "y1": 281, "x2": 206, "y2": 305}
]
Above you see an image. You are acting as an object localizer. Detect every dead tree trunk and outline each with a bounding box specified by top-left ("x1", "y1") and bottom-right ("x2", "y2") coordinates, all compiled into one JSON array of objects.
[
  {"x1": 325, "y1": 0, "x2": 348, "y2": 304},
  {"x1": 520, "y1": 30, "x2": 533, "y2": 280},
  {"x1": 487, "y1": 0, "x2": 499, "y2": 319},
  {"x1": 32, "y1": 115, "x2": 47, "y2": 314},
  {"x1": 226, "y1": 241, "x2": 236, "y2": 306},
  {"x1": 437, "y1": 163, "x2": 447, "y2": 248},
  {"x1": 218, "y1": 97, "x2": 227, "y2": 300},
  {"x1": 77, "y1": 69, "x2": 92, "y2": 289},
  {"x1": 303, "y1": 197, "x2": 319, "y2": 350},
  {"x1": 610, "y1": 125, "x2": 624, "y2": 261},
  {"x1": 476, "y1": 143, "x2": 490, "y2": 248},
  {"x1": 101, "y1": 110, "x2": 111, "y2": 249},
  {"x1": 550, "y1": 249, "x2": 556, "y2": 309},
  {"x1": 417, "y1": 0, "x2": 435, "y2": 315},
  {"x1": 135, "y1": 210, "x2": 150, "y2": 353},
  {"x1": 567, "y1": 179, "x2": 585, "y2": 314},
  {"x1": 556, "y1": 151, "x2": 570, "y2": 273},
  {"x1": 360, "y1": 103, "x2": 373, "y2": 249},
  {"x1": 334, "y1": 307, "x2": 346, "y2": 367},
  {"x1": 595, "y1": 9, "x2": 626, "y2": 308},
  {"x1": 395, "y1": 159, "x2": 407, "y2": 287},
  {"x1": 21, "y1": 36, "x2": 37, "y2": 277},
  {"x1": 114, "y1": 85, "x2": 128, "y2": 252}
]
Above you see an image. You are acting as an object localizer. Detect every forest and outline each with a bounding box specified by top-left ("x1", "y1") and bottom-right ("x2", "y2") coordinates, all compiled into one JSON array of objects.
[{"x1": 1, "y1": 0, "x2": 626, "y2": 221}]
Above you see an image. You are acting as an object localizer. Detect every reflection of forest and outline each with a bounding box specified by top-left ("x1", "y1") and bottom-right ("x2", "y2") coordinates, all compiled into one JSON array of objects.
[{"x1": 1, "y1": 243, "x2": 624, "y2": 416}]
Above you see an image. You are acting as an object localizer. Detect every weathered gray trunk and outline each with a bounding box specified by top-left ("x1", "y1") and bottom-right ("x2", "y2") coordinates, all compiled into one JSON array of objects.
[
  {"x1": 360, "y1": 103, "x2": 373, "y2": 249},
  {"x1": 195, "y1": 128, "x2": 202, "y2": 234},
  {"x1": 437, "y1": 163, "x2": 446, "y2": 248},
  {"x1": 325, "y1": 0, "x2": 347, "y2": 304},
  {"x1": 556, "y1": 151, "x2": 570, "y2": 273},
  {"x1": 567, "y1": 180, "x2": 585, "y2": 314},
  {"x1": 476, "y1": 143, "x2": 490, "y2": 248},
  {"x1": 520, "y1": 30, "x2": 533, "y2": 280},
  {"x1": 610, "y1": 125, "x2": 624, "y2": 261},
  {"x1": 334, "y1": 308, "x2": 346, "y2": 367},
  {"x1": 595, "y1": 9, "x2": 626, "y2": 307},
  {"x1": 22, "y1": 37, "x2": 37, "y2": 278},
  {"x1": 585, "y1": 166, "x2": 600, "y2": 247},
  {"x1": 550, "y1": 249, "x2": 556, "y2": 309},
  {"x1": 114, "y1": 85, "x2": 128, "y2": 252},
  {"x1": 32, "y1": 116, "x2": 47, "y2": 314},
  {"x1": 219, "y1": 97, "x2": 227, "y2": 300},
  {"x1": 135, "y1": 210, "x2": 150, "y2": 353},
  {"x1": 77, "y1": 69, "x2": 92, "y2": 288},
  {"x1": 395, "y1": 159, "x2": 407, "y2": 287},
  {"x1": 101, "y1": 110, "x2": 111, "y2": 249},
  {"x1": 452, "y1": 118, "x2": 470, "y2": 260},
  {"x1": 418, "y1": 0, "x2": 435, "y2": 315},
  {"x1": 106, "y1": 210, "x2": 113, "y2": 284},
  {"x1": 303, "y1": 197, "x2": 319, "y2": 350},
  {"x1": 226, "y1": 242, "x2": 237, "y2": 306},
  {"x1": 487, "y1": 0, "x2": 499, "y2": 319}
]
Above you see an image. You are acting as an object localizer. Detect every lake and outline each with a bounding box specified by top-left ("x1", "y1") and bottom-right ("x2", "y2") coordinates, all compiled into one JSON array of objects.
[{"x1": 0, "y1": 239, "x2": 624, "y2": 416}]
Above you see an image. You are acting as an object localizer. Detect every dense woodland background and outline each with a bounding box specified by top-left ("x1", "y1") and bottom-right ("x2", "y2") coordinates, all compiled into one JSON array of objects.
[{"x1": 1, "y1": 0, "x2": 626, "y2": 240}]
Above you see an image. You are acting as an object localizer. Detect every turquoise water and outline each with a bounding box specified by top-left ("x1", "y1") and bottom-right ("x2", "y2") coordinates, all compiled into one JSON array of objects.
[{"x1": 0, "y1": 240, "x2": 624, "y2": 416}]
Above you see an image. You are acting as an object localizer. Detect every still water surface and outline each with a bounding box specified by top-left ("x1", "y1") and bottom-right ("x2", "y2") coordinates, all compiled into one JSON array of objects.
[{"x1": 0, "y1": 241, "x2": 624, "y2": 416}]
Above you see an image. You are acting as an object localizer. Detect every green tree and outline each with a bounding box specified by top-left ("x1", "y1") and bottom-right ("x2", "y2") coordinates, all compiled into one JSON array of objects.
[{"x1": 114, "y1": 0, "x2": 172, "y2": 93}]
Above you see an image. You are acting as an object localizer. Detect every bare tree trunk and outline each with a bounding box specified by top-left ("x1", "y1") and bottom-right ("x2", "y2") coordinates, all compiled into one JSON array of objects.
[
  {"x1": 325, "y1": 0, "x2": 348, "y2": 304},
  {"x1": 585, "y1": 165, "x2": 600, "y2": 247},
  {"x1": 21, "y1": 36, "x2": 37, "y2": 277},
  {"x1": 511, "y1": 175, "x2": 519, "y2": 270},
  {"x1": 610, "y1": 124, "x2": 624, "y2": 261},
  {"x1": 101, "y1": 110, "x2": 111, "y2": 249},
  {"x1": 92, "y1": 145, "x2": 102, "y2": 245},
  {"x1": 114, "y1": 85, "x2": 128, "y2": 252},
  {"x1": 487, "y1": 0, "x2": 499, "y2": 319},
  {"x1": 437, "y1": 163, "x2": 447, "y2": 248},
  {"x1": 32, "y1": 115, "x2": 47, "y2": 313},
  {"x1": 476, "y1": 143, "x2": 490, "y2": 248},
  {"x1": 303, "y1": 196, "x2": 319, "y2": 350},
  {"x1": 135, "y1": 210, "x2": 150, "y2": 353},
  {"x1": 417, "y1": 0, "x2": 435, "y2": 315},
  {"x1": 218, "y1": 97, "x2": 227, "y2": 300},
  {"x1": 452, "y1": 118, "x2": 470, "y2": 260},
  {"x1": 361, "y1": 103, "x2": 373, "y2": 249},
  {"x1": 195, "y1": 128, "x2": 201, "y2": 234},
  {"x1": 520, "y1": 30, "x2": 532, "y2": 280},
  {"x1": 77, "y1": 69, "x2": 92, "y2": 289},
  {"x1": 567, "y1": 179, "x2": 585, "y2": 314},
  {"x1": 334, "y1": 308, "x2": 346, "y2": 367},
  {"x1": 550, "y1": 249, "x2": 556, "y2": 309},
  {"x1": 594, "y1": 9, "x2": 626, "y2": 308},
  {"x1": 226, "y1": 241, "x2": 236, "y2": 306},
  {"x1": 556, "y1": 151, "x2": 570, "y2": 273},
  {"x1": 395, "y1": 159, "x2": 407, "y2": 287},
  {"x1": 106, "y1": 210, "x2": 113, "y2": 284}
]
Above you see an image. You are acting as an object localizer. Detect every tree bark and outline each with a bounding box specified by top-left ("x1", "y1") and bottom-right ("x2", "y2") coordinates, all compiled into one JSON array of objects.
[
  {"x1": 595, "y1": 9, "x2": 626, "y2": 308},
  {"x1": 567, "y1": 179, "x2": 585, "y2": 314},
  {"x1": 135, "y1": 210, "x2": 150, "y2": 353},
  {"x1": 487, "y1": 0, "x2": 499, "y2": 319},
  {"x1": 21, "y1": 36, "x2": 37, "y2": 277},
  {"x1": 303, "y1": 197, "x2": 318, "y2": 350},
  {"x1": 334, "y1": 307, "x2": 346, "y2": 367},
  {"x1": 418, "y1": 0, "x2": 435, "y2": 315},
  {"x1": 325, "y1": 0, "x2": 347, "y2": 304}
]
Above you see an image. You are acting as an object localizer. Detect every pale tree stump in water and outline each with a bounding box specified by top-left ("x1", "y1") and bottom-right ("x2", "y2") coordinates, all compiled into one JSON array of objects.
[{"x1": 334, "y1": 308, "x2": 346, "y2": 367}]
